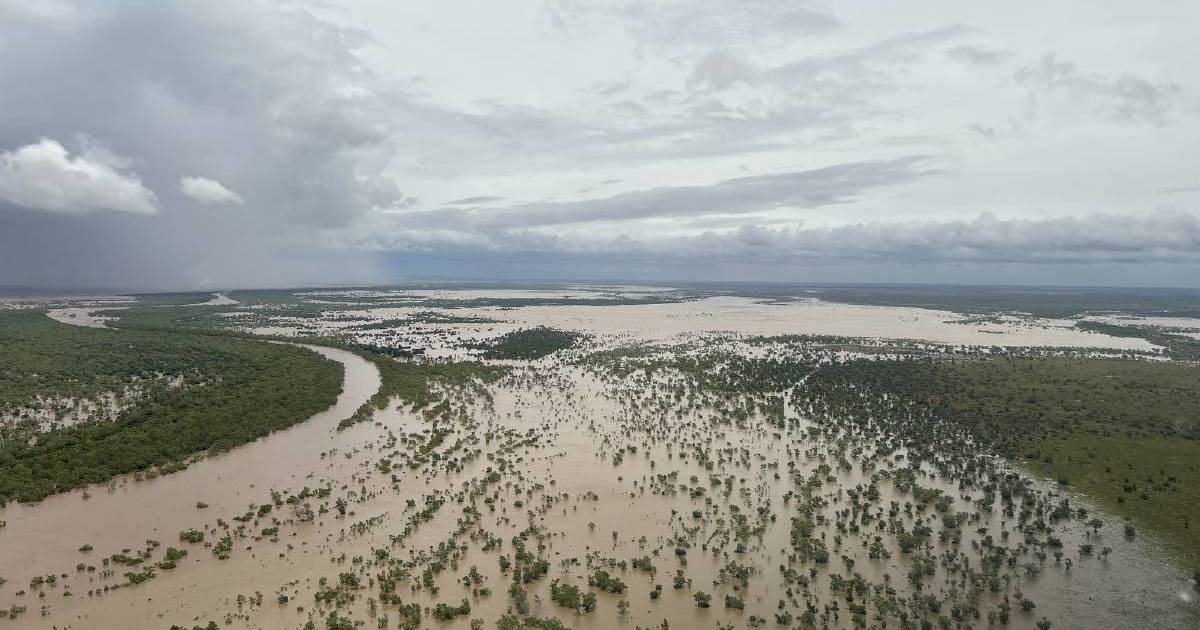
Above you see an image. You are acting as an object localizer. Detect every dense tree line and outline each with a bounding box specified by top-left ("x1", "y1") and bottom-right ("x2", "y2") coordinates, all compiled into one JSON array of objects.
[
  {"x1": 475, "y1": 327, "x2": 583, "y2": 360},
  {"x1": 1075, "y1": 320, "x2": 1200, "y2": 361},
  {"x1": 809, "y1": 357, "x2": 1200, "y2": 451},
  {"x1": 802, "y1": 354, "x2": 1200, "y2": 565},
  {"x1": 0, "y1": 311, "x2": 342, "y2": 503}
]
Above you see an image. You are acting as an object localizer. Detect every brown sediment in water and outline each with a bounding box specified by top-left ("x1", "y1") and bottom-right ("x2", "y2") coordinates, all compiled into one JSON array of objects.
[
  {"x1": 2, "y1": 302, "x2": 1196, "y2": 629},
  {"x1": 264, "y1": 296, "x2": 1164, "y2": 352}
]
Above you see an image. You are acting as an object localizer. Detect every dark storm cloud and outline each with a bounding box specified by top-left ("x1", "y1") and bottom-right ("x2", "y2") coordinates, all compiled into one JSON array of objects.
[
  {"x1": 0, "y1": 0, "x2": 400, "y2": 288},
  {"x1": 0, "y1": 2, "x2": 400, "y2": 227}
]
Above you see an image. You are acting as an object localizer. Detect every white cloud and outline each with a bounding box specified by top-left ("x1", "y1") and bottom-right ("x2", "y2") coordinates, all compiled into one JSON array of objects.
[
  {"x1": 179, "y1": 176, "x2": 245, "y2": 205},
  {"x1": 0, "y1": 138, "x2": 158, "y2": 215}
]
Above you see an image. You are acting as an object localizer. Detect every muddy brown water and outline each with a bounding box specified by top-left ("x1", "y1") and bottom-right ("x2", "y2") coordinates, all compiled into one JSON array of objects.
[
  {"x1": 0, "y1": 345, "x2": 379, "y2": 625},
  {"x1": 1, "y1": 309, "x2": 1196, "y2": 629}
]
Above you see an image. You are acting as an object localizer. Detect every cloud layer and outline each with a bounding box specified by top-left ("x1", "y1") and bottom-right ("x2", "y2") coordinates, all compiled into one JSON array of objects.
[
  {"x1": 392, "y1": 157, "x2": 932, "y2": 231},
  {"x1": 0, "y1": 0, "x2": 1197, "y2": 289}
]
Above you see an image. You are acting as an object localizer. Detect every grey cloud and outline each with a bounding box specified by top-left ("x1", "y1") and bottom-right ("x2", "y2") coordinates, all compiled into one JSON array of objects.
[
  {"x1": 687, "y1": 49, "x2": 760, "y2": 91},
  {"x1": 0, "y1": 0, "x2": 86, "y2": 22},
  {"x1": 346, "y1": 26, "x2": 966, "y2": 180},
  {"x1": 444, "y1": 195, "x2": 506, "y2": 207},
  {"x1": 0, "y1": 1, "x2": 398, "y2": 228},
  {"x1": 545, "y1": 0, "x2": 838, "y2": 53},
  {"x1": 387, "y1": 156, "x2": 931, "y2": 231},
  {"x1": 359, "y1": 210, "x2": 1200, "y2": 267},
  {"x1": 0, "y1": 0, "x2": 398, "y2": 288},
  {"x1": 1015, "y1": 54, "x2": 1182, "y2": 124},
  {"x1": 767, "y1": 25, "x2": 968, "y2": 93},
  {"x1": 358, "y1": 177, "x2": 419, "y2": 212},
  {"x1": 611, "y1": 0, "x2": 840, "y2": 51},
  {"x1": 540, "y1": 27, "x2": 972, "y2": 170},
  {"x1": 672, "y1": 211, "x2": 1200, "y2": 263},
  {"x1": 968, "y1": 125, "x2": 996, "y2": 139},
  {"x1": 945, "y1": 44, "x2": 1011, "y2": 66},
  {"x1": 1160, "y1": 186, "x2": 1200, "y2": 195},
  {"x1": 2, "y1": 1, "x2": 1196, "y2": 290},
  {"x1": 587, "y1": 81, "x2": 632, "y2": 96}
]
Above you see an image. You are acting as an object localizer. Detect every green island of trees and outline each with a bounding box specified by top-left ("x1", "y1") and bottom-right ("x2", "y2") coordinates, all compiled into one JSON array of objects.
[
  {"x1": 0, "y1": 310, "x2": 343, "y2": 503},
  {"x1": 475, "y1": 327, "x2": 583, "y2": 360}
]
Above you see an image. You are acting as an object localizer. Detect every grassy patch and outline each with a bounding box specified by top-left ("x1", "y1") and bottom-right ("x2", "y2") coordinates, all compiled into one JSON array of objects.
[{"x1": 1024, "y1": 433, "x2": 1200, "y2": 564}]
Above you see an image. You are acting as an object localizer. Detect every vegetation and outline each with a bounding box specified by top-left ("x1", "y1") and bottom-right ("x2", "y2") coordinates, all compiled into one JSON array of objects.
[
  {"x1": 368, "y1": 354, "x2": 507, "y2": 410},
  {"x1": 346, "y1": 311, "x2": 499, "y2": 329},
  {"x1": 475, "y1": 327, "x2": 583, "y2": 360},
  {"x1": 1075, "y1": 320, "x2": 1200, "y2": 361},
  {"x1": 550, "y1": 580, "x2": 596, "y2": 612},
  {"x1": 753, "y1": 284, "x2": 1200, "y2": 318},
  {"x1": 338, "y1": 351, "x2": 507, "y2": 430},
  {"x1": 8, "y1": 287, "x2": 1200, "y2": 630},
  {"x1": 806, "y1": 356, "x2": 1200, "y2": 564},
  {"x1": 0, "y1": 310, "x2": 342, "y2": 503},
  {"x1": 587, "y1": 569, "x2": 625, "y2": 594}
]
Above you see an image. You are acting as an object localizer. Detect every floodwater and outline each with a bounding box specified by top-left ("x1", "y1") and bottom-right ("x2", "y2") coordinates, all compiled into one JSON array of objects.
[
  {"x1": 1, "y1": 304, "x2": 1194, "y2": 629},
  {"x1": 449, "y1": 297, "x2": 1158, "y2": 349},
  {"x1": 0, "y1": 345, "x2": 379, "y2": 627},
  {"x1": 189, "y1": 292, "x2": 240, "y2": 306},
  {"x1": 249, "y1": 297, "x2": 1161, "y2": 359},
  {"x1": 45, "y1": 307, "x2": 125, "y2": 329}
]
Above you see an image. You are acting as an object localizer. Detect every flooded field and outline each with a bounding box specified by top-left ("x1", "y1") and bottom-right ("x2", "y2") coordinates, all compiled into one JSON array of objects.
[
  {"x1": 1, "y1": 292, "x2": 1196, "y2": 629},
  {"x1": 436, "y1": 297, "x2": 1159, "y2": 349}
]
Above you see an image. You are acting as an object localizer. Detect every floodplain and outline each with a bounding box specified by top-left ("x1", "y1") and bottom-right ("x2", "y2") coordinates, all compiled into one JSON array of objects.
[{"x1": 0, "y1": 285, "x2": 1198, "y2": 630}]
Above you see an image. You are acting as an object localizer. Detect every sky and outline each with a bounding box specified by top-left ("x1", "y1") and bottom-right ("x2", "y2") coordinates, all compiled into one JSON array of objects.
[{"x1": 1, "y1": 0, "x2": 1199, "y2": 290}]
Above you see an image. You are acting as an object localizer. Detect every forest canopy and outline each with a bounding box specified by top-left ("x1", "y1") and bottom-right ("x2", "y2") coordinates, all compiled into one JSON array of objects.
[{"x1": 0, "y1": 311, "x2": 343, "y2": 503}]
